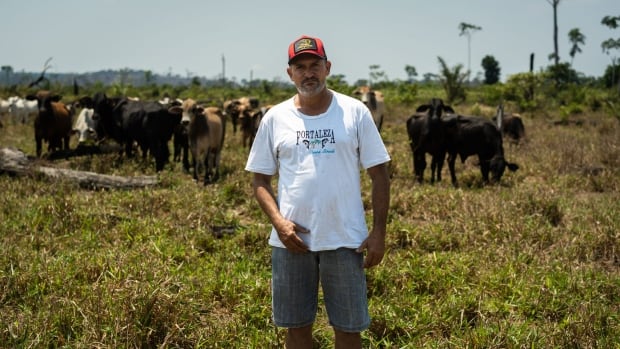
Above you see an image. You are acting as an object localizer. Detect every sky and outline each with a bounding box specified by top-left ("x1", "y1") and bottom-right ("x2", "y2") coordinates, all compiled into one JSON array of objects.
[{"x1": 2, "y1": 0, "x2": 619, "y2": 84}]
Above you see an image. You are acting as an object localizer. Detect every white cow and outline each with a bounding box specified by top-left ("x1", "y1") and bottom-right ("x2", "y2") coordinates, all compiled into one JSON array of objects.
[
  {"x1": 353, "y1": 86, "x2": 386, "y2": 132},
  {"x1": 8, "y1": 97, "x2": 38, "y2": 124},
  {"x1": 0, "y1": 98, "x2": 11, "y2": 127},
  {"x1": 72, "y1": 108, "x2": 97, "y2": 145}
]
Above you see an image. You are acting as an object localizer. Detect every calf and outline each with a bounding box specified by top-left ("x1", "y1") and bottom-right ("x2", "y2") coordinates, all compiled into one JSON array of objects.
[
  {"x1": 444, "y1": 114, "x2": 519, "y2": 187},
  {"x1": 406, "y1": 98, "x2": 455, "y2": 183},
  {"x1": 26, "y1": 91, "x2": 73, "y2": 157},
  {"x1": 495, "y1": 104, "x2": 525, "y2": 145},
  {"x1": 353, "y1": 86, "x2": 386, "y2": 132},
  {"x1": 181, "y1": 99, "x2": 226, "y2": 184}
]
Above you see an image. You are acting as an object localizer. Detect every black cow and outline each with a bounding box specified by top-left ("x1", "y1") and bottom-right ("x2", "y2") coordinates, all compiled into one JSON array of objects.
[
  {"x1": 26, "y1": 91, "x2": 73, "y2": 157},
  {"x1": 444, "y1": 114, "x2": 519, "y2": 187},
  {"x1": 495, "y1": 104, "x2": 525, "y2": 145},
  {"x1": 90, "y1": 92, "x2": 182, "y2": 172},
  {"x1": 406, "y1": 98, "x2": 455, "y2": 183}
]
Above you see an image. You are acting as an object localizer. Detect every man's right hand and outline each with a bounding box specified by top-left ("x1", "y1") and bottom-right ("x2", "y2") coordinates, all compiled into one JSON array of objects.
[{"x1": 274, "y1": 219, "x2": 310, "y2": 253}]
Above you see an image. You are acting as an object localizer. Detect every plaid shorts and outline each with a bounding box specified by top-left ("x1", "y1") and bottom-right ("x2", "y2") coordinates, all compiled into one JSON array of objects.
[{"x1": 271, "y1": 246, "x2": 370, "y2": 332}]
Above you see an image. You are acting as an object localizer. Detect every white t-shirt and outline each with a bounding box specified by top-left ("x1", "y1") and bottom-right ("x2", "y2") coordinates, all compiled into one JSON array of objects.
[{"x1": 245, "y1": 90, "x2": 391, "y2": 251}]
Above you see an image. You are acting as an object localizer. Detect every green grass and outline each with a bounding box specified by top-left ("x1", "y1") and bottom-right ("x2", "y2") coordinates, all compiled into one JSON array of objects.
[{"x1": 0, "y1": 96, "x2": 619, "y2": 348}]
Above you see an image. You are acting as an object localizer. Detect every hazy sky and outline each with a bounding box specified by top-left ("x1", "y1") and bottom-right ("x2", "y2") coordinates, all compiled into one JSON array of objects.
[{"x1": 2, "y1": 0, "x2": 619, "y2": 84}]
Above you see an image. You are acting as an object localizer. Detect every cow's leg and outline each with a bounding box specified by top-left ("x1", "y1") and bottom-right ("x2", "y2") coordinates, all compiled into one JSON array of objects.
[
  {"x1": 447, "y1": 153, "x2": 458, "y2": 187},
  {"x1": 431, "y1": 151, "x2": 445, "y2": 183},
  {"x1": 202, "y1": 152, "x2": 211, "y2": 185},
  {"x1": 480, "y1": 161, "x2": 490, "y2": 184},
  {"x1": 182, "y1": 144, "x2": 190, "y2": 173},
  {"x1": 413, "y1": 151, "x2": 426, "y2": 183}
]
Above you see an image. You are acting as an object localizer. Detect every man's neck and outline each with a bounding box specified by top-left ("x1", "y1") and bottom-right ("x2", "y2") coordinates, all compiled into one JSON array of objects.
[{"x1": 295, "y1": 89, "x2": 332, "y2": 116}]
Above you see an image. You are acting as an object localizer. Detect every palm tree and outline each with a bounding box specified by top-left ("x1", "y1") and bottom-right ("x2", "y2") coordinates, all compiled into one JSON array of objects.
[
  {"x1": 568, "y1": 28, "x2": 586, "y2": 65},
  {"x1": 437, "y1": 56, "x2": 468, "y2": 104},
  {"x1": 458, "y1": 22, "x2": 482, "y2": 79},
  {"x1": 546, "y1": 0, "x2": 562, "y2": 66}
]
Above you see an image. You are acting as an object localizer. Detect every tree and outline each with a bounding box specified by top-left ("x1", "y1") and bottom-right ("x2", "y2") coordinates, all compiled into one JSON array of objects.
[
  {"x1": 405, "y1": 65, "x2": 418, "y2": 83},
  {"x1": 568, "y1": 28, "x2": 586, "y2": 65},
  {"x1": 601, "y1": 15, "x2": 620, "y2": 91},
  {"x1": 546, "y1": 0, "x2": 561, "y2": 66},
  {"x1": 458, "y1": 22, "x2": 482, "y2": 79},
  {"x1": 1, "y1": 65, "x2": 12, "y2": 85},
  {"x1": 368, "y1": 64, "x2": 387, "y2": 85},
  {"x1": 437, "y1": 56, "x2": 468, "y2": 103},
  {"x1": 481, "y1": 55, "x2": 501, "y2": 84}
]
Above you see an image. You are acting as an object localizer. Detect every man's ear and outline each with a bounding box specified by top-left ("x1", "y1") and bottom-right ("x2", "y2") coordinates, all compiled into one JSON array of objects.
[{"x1": 325, "y1": 60, "x2": 332, "y2": 76}]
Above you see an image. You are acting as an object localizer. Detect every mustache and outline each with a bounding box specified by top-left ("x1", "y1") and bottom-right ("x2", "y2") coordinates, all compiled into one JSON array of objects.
[{"x1": 302, "y1": 78, "x2": 319, "y2": 84}]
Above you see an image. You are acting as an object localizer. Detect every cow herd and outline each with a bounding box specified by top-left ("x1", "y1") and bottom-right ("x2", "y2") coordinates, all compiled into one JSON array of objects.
[
  {"x1": 406, "y1": 98, "x2": 523, "y2": 187},
  {"x1": 1, "y1": 89, "x2": 523, "y2": 187}
]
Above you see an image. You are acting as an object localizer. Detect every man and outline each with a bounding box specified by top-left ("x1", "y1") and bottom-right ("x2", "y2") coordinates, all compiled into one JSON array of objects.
[{"x1": 245, "y1": 35, "x2": 391, "y2": 348}]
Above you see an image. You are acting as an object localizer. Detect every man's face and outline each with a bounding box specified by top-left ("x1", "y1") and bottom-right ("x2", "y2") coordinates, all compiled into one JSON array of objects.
[{"x1": 287, "y1": 55, "x2": 331, "y2": 97}]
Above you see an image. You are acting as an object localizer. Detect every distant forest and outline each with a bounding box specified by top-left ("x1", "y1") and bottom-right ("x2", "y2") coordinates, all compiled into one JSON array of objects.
[{"x1": 0, "y1": 68, "x2": 292, "y2": 89}]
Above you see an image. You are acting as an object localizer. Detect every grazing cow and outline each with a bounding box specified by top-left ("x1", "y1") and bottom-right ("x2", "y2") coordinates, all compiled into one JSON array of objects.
[
  {"x1": 181, "y1": 99, "x2": 226, "y2": 184},
  {"x1": 353, "y1": 86, "x2": 386, "y2": 132},
  {"x1": 91, "y1": 92, "x2": 183, "y2": 172},
  {"x1": 26, "y1": 91, "x2": 73, "y2": 157},
  {"x1": 223, "y1": 96, "x2": 259, "y2": 135},
  {"x1": 495, "y1": 103, "x2": 525, "y2": 145},
  {"x1": 406, "y1": 98, "x2": 455, "y2": 184},
  {"x1": 444, "y1": 114, "x2": 519, "y2": 186}
]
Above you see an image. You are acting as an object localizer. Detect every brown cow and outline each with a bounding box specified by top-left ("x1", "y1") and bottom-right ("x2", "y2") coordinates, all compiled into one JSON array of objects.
[
  {"x1": 181, "y1": 99, "x2": 226, "y2": 184},
  {"x1": 26, "y1": 91, "x2": 73, "y2": 157},
  {"x1": 223, "y1": 96, "x2": 259, "y2": 135}
]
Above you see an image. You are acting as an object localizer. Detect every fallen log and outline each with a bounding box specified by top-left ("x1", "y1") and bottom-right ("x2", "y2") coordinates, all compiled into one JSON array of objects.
[{"x1": 0, "y1": 147, "x2": 159, "y2": 190}]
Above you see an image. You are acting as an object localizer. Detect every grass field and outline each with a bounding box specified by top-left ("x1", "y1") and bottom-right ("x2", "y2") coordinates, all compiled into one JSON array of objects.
[{"x1": 0, "y1": 96, "x2": 619, "y2": 348}]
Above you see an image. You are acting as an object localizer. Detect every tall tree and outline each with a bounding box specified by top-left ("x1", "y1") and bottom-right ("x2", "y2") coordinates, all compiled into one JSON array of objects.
[
  {"x1": 1, "y1": 65, "x2": 13, "y2": 85},
  {"x1": 368, "y1": 64, "x2": 387, "y2": 85},
  {"x1": 405, "y1": 65, "x2": 418, "y2": 83},
  {"x1": 458, "y1": 22, "x2": 482, "y2": 79},
  {"x1": 568, "y1": 28, "x2": 586, "y2": 65},
  {"x1": 546, "y1": 0, "x2": 561, "y2": 66},
  {"x1": 601, "y1": 15, "x2": 620, "y2": 91},
  {"x1": 481, "y1": 55, "x2": 501, "y2": 84}
]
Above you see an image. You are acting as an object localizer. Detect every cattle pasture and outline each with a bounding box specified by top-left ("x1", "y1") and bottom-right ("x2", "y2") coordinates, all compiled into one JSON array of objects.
[{"x1": 0, "y1": 93, "x2": 619, "y2": 347}]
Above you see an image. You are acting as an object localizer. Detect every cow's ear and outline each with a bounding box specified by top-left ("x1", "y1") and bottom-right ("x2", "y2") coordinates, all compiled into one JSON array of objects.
[
  {"x1": 79, "y1": 96, "x2": 93, "y2": 109},
  {"x1": 168, "y1": 106, "x2": 183, "y2": 115},
  {"x1": 444, "y1": 106, "x2": 455, "y2": 113},
  {"x1": 416, "y1": 105, "x2": 429, "y2": 112},
  {"x1": 25, "y1": 94, "x2": 37, "y2": 101},
  {"x1": 51, "y1": 94, "x2": 62, "y2": 102},
  {"x1": 195, "y1": 106, "x2": 205, "y2": 114}
]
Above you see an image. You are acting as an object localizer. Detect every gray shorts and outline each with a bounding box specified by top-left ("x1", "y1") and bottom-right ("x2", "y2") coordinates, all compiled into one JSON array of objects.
[{"x1": 271, "y1": 246, "x2": 370, "y2": 332}]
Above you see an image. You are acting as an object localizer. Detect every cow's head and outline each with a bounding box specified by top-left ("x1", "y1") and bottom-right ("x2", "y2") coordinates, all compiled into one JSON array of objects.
[
  {"x1": 489, "y1": 155, "x2": 519, "y2": 183},
  {"x1": 26, "y1": 92, "x2": 62, "y2": 117},
  {"x1": 416, "y1": 98, "x2": 455, "y2": 131},
  {"x1": 353, "y1": 86, "x2": 378, "y2": 109},
  {"x1": 180, "y1": 98, "x2": 204, "y2": 125}
]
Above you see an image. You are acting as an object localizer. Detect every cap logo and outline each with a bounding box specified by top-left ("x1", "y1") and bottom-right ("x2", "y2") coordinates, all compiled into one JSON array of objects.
[{"x1": 294, "y1": 38, "x2": 317, "y2": 53}]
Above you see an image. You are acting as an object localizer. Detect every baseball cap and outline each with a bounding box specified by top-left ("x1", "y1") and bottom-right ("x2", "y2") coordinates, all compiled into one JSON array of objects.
[{"x1": 288, "y1": 35, "x2": 327, "y2": 64}]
